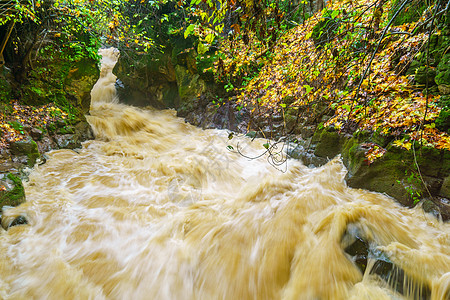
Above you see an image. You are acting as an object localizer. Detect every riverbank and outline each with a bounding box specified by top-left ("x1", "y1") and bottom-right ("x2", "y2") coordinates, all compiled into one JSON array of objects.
[{"x1": 0, "y1": 100, "x2": 93, "y2": 218}]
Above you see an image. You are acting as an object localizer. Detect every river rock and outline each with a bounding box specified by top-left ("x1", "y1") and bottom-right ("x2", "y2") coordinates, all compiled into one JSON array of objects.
[
  {"x1": 8, "y1": 137, "x2": 40, "y2": 167},
  {"x1": 421, "y1": 197, "x2": 450, "y2": 221},
  {"x1": 29, "y1": 127, "x2": 43, "y2": 141},
  {"x1": 340, "y1": 137, "x2": 450, "y2": 207},
  {"x1": 8, "y1": 215, "x2": 28, "y2": 228},
  {"x1": 312, "y1": 129, "x2": 345, "y2": 158}
]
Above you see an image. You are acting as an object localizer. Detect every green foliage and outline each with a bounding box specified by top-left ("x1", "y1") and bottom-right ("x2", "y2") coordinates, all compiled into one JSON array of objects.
[
  {"x1": 8, "y1": 121, "x2": 24, "y2": 134},
  {"x1": 389, "y1": 0, "x2": 427, "y2": 26},
  {"x1": 311, "y1": 9, "x2": 341, "y2": 48},
  {"x1": 397, "y1": 171, "x2": 422, "y2": 205}
]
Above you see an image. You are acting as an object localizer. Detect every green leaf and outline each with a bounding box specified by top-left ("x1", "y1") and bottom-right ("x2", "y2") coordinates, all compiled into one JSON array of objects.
[
  {"x1": 227, "y1": 145, "x2": 234, "y2": 150},
  {"x1": 197, "y1": 42, "x2": 209, "y2": 55},
  {"x1": 331, "y1": 10, "x2": 339, "y2": 19},
  {"x1": 342, "y1": 104, "x2": 351, "y2": 111},
  {"x1": 263, "y1": 143, "x2": 270, "y2": 149},
  {"x1": 184, "y1": 24, "x2": 195, "y2": 39},
  {"x1": 303, "y1": 84, "x2": 313, "y2": 94}
]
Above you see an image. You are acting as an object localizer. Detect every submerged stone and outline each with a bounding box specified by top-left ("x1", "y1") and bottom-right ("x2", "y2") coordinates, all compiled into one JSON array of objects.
[
  {"x1": 9, "y1": 215, "x2": 28, "y2": 228},
  {"x1": 343, "y1": 227, "x2": 432, "y2": 299}
]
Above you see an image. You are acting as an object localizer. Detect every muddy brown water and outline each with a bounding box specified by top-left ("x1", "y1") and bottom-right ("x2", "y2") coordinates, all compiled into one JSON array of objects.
[{"x1": 0, "y1": 48, "x2": 448, "y2": 300}]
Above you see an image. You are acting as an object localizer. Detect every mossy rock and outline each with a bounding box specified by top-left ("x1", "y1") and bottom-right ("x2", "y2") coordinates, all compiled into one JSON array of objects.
[
  {"x1": 342, "y1": 139, "x2": 449, "y2": 206},
  {"x1": 406, "y1": 60, "x2": 421, "y2": 76},
  {"x1": 313, "y1": 129, "x2": 346, "y2": 158},
  {"x1": 435, "y1": 54, "x2": 450, "y2": 91},
  {"x1": 342, "y1": 137, "x2": 365, "y2": 175},
  {"x1": 175, "y1": 65, "x2": 206, "y2": 104},
  {"x1": 345, "y1": 151, "x2": 420, "y2": 207},
  {"x1": 0, "y1": 173, "x2": 26, "y2": 207},
  {"x1": 9, "y1": 137, "x2": 40, "y2": 167},
  {"x1": 440, "y1": 176, "x2": 450, "y2": 198},
  {"x1": 415, "y1": 66, "x2": 436, "y2": 86},
  {"x1": 436, "y1": 109, "x2": 450, "y2": 133}
]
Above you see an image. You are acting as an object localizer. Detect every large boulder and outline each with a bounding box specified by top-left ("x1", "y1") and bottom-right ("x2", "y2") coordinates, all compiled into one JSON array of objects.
[
  {"x1": 309, "y1": 129, "x2": 450, "y2": 207},
  {"x1": 343, "y1": 141, "x2": 449, "y2": 207}
]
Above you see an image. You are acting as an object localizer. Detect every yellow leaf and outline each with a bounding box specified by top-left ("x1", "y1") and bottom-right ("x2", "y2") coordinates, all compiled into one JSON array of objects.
[{"x1": 402, "y1": 142, "x2": 411, "y2": 151}]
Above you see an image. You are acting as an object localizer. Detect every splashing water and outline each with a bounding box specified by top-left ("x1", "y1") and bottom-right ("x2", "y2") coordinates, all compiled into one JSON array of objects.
[{"x1": 0, "y1": 48, "x2": 448, "y2": 300}]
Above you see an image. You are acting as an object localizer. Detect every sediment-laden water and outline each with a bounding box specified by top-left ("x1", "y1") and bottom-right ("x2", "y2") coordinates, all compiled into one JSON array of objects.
[{"x1": 0, "y1": 48, "x2": 448, "y2": 300}]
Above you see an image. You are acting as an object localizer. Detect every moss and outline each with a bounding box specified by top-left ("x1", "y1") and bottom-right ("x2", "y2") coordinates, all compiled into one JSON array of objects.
[
  {"x1": 9, "y1": 138, "x2": 40, "y2": 166},
  {"x1": 314, "y1": 130, "x2": 344, "y2": 158},
  {"x1": 0, "y1": 173, "x2": 26, "y2": 207},
  {"x1": 57, "y1": 125, "x2": 75, "y2": 135},
  {"x1": 415, "y1": 66, "x2": 436, "y2": 85},
  {"x1": 342, "y1": 138, "x2": 365, "y2": 175},
  {"x1": 390, "y1": 0, "x2": 427, "y2": 26},
  {"x1": 346, "y1": 154, "x2": 417, "y2": 206}
]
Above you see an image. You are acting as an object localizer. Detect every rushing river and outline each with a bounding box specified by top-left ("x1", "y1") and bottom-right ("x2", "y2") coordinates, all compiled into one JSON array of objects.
[{"x1": 0, "y1": 48, "x2": 449, "y2": 300}]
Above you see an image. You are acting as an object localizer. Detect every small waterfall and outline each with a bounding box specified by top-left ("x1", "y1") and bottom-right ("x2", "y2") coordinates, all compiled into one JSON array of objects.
[
  {"x1": 0, "y1": 48, "x2": 448, "y2": 300},
  {"x1": 90, "y1": 47, "x2": 120, "y2": 106}
]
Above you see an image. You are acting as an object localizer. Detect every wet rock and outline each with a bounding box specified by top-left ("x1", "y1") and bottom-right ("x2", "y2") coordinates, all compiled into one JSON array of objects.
[
  {"x1": 175, "y1": 65, "x2": 206, "y2": 106},
  {"x1": 344, "y1": 234, "x2": 369, "y2": 272},
  {"x1": 54, "y1": 134, "x2": 80, "y2": 149},
  {"x1": 343, "y1": 227, "x2": 431, "y2": 299},
  {"x1": 9, "y1": 215, "x2": 28, "y2": 227},
  {"x1": 74, "y1": 121, "x2": 94, "y2": 141},
  {"x1": 342, "y1": 139, "x2": 450, "y2": 207},
  {"x1": 287, "y1": 144, "x2": 327, "y2": 167},
  {"x1": 0, "y1": 159, "x2": 22, "y2": 173},
  {"x1": 29, "y1": 127, "x2": 43, "y2": 141},
  {"x1": 300, "y1": 125, "x2": 316, "y2": 139},
  {"x1": 36, "y1": 136, "x2": 58, "y2": 153},
  {"x1": 312, "y1": 129, "x2": 345, "y2": 159},
  {"x1": 53, "y1": 121, "x2": 94, "y2": 149},
  {"x1": 421, "y1": 198, "x2": 450, "y2": 221},
  {"x1": 8, "y1": 137, "x2": 40, "y2": 167},
  {"x1": 0, "y1": 173, "x2": 26, "y2": 207},
  {"x1": 422, "y1": 176, "x2": 443, "y2": 195}
]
